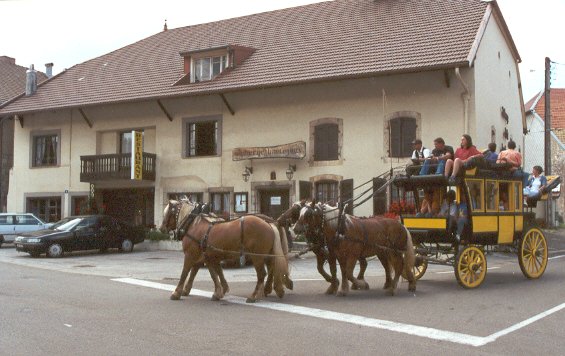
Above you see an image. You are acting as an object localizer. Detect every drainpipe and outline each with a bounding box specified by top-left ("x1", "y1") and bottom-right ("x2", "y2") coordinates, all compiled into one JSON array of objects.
[{"x1": 455, "y1": 67, "x2": 470, "y2": 134}]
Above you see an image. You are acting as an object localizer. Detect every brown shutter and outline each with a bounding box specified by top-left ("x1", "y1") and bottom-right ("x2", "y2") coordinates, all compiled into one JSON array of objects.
[
  {"x1": 340, "y1": 179, "x2": 354, "y2": 214},
  {"x1": 390, "y1": 119, "x2": 401, "y2": 157},
  {"x1": 373, "y1": 177, "x2": 387, "y2": 216},
  {"x1": 299, "y1": 180, "x2": 312, "y2": 201},
  {"x1": 314, "y1": 123, "x2": 338, "y2": 161}
]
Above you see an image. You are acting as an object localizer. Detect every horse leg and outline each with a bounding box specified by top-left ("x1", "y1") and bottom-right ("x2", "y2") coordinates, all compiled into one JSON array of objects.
[
  {"x1": 247, "y1": 258, "x2": 267, "y2": 303},
  {"x1": 213, "y1": 263, "x2": 230, "y2": 296},
  {"x1": 207, "y1": 261, "x2": 224, "y2": 301},
  {"x1": 389, "y1": 253, "x2": 404, "y2": 296},
  {"x1": 376, "y1": 251, "x2": 394, "y2": 292},
  {"x1": 264, "y1": 258, "x2": 274, "y2": 296},
  {"x1": 351, "y1": 257, "x2": 370, "y2": 290},
  {"x1": 182, "y1": 263, "x2": 201, "y2": 296},
  {"x1": 171, "y1": 254, "x2": 194, "y2": 300},
  {"x1": 346, "y1": 255, "x2": 369, "y2": 292},
  {"x1": 337, "y1": 255, "x2": 352, "y2": 297},
  {"x1": 326, "y1": 251, "x2": 340, "y2": 295}
]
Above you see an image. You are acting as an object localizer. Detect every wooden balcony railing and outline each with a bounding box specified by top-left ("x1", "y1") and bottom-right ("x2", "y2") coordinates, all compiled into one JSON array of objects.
[{"x1": 80, "y1": 152, "x2": 156, "y2": 182}]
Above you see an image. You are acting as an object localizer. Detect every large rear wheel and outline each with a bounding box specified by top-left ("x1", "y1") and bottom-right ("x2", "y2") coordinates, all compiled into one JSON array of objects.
[
  {"x1": 519, "y1": 228, "x2": 548, "y2": 279},
  {"x1": 455, "y1": 245, "x2": 486, "y2": 289}
]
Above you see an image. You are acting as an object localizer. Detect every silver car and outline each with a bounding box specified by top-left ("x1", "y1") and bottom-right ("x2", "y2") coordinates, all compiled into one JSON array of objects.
[{"x1": 0, "y1": 213, "x2": 51, "y2": 247}]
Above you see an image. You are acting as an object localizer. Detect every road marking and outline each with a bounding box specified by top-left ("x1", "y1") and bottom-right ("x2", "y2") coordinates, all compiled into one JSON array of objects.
[
  {"x1": 112, "y1": 277, "x2": 565, "y2": 347},
  {"x1": 549, "y1": 254, "x2": 565, "y2": 260}
]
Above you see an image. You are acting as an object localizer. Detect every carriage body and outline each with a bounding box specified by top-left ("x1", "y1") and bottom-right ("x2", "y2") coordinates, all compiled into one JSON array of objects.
[{"x1": 393, "y1": 165, "x2": 560, "y2": 288}]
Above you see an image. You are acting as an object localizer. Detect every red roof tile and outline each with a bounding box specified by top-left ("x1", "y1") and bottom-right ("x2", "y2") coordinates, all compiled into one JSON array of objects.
[
  {"x1": 0, "y1": 0, "x2": 497, "y2": 116},
  {"x1": 527, "y1": 88, "x2": 565, "y2": 130},
  {"x1": 0, "y1": 56, "x2": 48, "y2": 104}
]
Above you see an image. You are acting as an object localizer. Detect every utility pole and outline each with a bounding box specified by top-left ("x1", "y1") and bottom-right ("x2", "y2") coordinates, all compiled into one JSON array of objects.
[{"x1": 544, "y1": 57, "x2": 553, "y2": 227}]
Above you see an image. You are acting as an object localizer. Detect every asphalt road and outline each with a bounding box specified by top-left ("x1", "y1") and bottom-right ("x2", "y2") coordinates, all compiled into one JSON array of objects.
[{"x1": 1, "y1": 229, "x2": 565, "y2": 355}]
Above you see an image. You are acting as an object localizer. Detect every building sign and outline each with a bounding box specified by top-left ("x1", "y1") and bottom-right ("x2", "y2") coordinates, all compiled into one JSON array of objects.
[
  {"x1": 232, "y1": 141, "x2": 306, "y2": 161},
  {"x1": 270, "y1": 196, "x2": 281, "y2": 205},
  {"x1": 131, "y1": 131, "x2": 143, "y2": 180}
]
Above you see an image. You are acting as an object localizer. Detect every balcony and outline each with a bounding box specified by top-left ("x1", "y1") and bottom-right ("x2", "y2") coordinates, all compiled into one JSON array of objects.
[{"x1": 80, "y1": 153, "x2": 156, "y2": 182}]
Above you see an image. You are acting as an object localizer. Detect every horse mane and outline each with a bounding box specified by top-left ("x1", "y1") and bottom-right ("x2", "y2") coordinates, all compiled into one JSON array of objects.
[{"x1": 320, "y1": 203, "x2": 340, "y2": 230}]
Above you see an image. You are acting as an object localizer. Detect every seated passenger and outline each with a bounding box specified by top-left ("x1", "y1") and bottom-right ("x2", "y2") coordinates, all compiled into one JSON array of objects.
[
  {"x1": 416, "y1": 190, "x2": 438, "y2": 217},
  {"x1": 523, "y1": 165, "x2": 547, "y2": 199},
  {"x1": 407, "y1": 139, "x2": 431, "y2": 176},
  {"x1": 455, "y1": 195, "x2": 469, "y2": 242},
  {"x1": 419, "y1": 137, "x2": 454, "y2": 175},
  {"x1": 496, "y1": 140, "x2": 522, "y2": 172},
  {"x1": 445, "y1": 134, "x2": 483, "y2": 182},
  {"x1": 499, "y1": 191, "x2": 509, "y2": 211},
  {"x1": 483, "y1": 142, "x2": 498, "y2": 166}
]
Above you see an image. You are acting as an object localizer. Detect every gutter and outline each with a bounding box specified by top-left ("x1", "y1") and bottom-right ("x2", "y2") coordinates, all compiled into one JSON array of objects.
[{"x1": 455, "y1": 67, "x2": 470, "y2": 134}]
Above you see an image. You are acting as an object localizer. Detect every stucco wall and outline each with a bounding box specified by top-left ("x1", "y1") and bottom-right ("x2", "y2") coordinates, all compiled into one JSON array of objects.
[{"x1": 473, "y1": 14, "x2": 524, "y2": 152}]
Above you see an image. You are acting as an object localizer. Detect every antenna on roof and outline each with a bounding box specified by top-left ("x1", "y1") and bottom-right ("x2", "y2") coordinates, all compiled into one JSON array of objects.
[{"x1": 163, "y1": 19, "x2": 168, "y2": 32}]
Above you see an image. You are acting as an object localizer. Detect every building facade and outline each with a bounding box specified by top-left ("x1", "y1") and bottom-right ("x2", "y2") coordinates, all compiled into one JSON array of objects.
[{"x1": 0, "y1": 0, "x2": 525, "y2": 226}]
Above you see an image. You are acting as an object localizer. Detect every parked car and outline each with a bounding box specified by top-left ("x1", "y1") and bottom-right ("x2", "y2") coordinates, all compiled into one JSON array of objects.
[
  {"x1": 0, "y1": 213, "x2": 51, "y2": 248},
  {"x1": 14, "y1": 215, "x2": 145, "y2": 258}
]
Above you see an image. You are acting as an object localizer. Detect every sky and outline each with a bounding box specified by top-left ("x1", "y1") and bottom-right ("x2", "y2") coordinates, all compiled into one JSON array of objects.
[{"x1": 1, "y1": 0, "x2": 564, "y2": 102}]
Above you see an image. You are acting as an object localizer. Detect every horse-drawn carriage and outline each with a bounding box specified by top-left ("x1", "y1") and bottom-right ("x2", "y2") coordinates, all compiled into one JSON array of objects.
[{"x1": 393, "y1": 164, "x2": 562, "y2": 289}]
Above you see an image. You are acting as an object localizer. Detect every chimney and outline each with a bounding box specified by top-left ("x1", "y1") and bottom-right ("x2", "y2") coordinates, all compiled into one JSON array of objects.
[
  {"x1": 25, "y1": 64, "x2": 37, "y2": 96},
  {"x1": 45, "y1": 62, "x2": 53, "y2": 78},
  {"x1": 0, "y1": 56, "x2": 16, "y2": 65}
]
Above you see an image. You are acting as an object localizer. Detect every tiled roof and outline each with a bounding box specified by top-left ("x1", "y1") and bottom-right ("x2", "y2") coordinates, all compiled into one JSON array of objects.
[
  {"x1": 527, "y1": 88, "x2": 565, "y2": 130},
  {"x1": 0, "y1": 0, "x2": 496, "y2": 116},
  {"x1": 0, "y1": 56, "x2": 48, "y2": 105}
]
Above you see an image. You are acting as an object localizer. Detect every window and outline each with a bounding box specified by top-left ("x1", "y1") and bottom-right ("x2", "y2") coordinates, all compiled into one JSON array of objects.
[
  {"x1": 168, "y1": 192, "x2": 203, "y2": 203},
  {"x1": 211, "y1": 192, "x2": 230, "y2": 217},
  {"x1": 234, "y1": 192, "x2": 248, "y2": 213},
  {"x1": 71, "y1": 196, "x2": 89, "y2": 215},
  {"x1": 120, "y1": 131, "x2": 144, "y2": 154},
  {"x1": 32, "y1": 133, "x2": 59, "y2": 167},
  {"x1": 193, "y1": 55, "x2": 227, "y2": 82},
  {"x1": 389, "y1": 117, "x2": 416, "y2": 158},
  {"x1": 467, "y1": 180, "x2": 483, "y2": 211},
  {"x1": 314, "y1": 124, "x2": 339, "y2": 161},
  {"x1": 485, "y1": 181, "x2": 498, "y2": 211},
  {"x1": 513, "y1": 182, "x2": 522, "y2": 210},
  {"x1": 27, "y1": 197, "x2": 61, "y2": 223},
  {"x1": 315, "y1": 181, "x2": 338, "y2": 203},
  {"x1": 183, "y1": 116, "x2": 222, "y2": 157},
  {"x1": 499, "y1": 182, "x2": 510, "y2": 211}
]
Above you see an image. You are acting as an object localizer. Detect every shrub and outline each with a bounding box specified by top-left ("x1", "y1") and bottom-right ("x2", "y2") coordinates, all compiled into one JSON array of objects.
[{"x1": 146, "y1": 229, "x2": 171, "y2": 241}]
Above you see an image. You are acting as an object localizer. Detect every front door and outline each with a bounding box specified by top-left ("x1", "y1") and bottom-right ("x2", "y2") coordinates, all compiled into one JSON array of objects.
[{"x1": 260, "y1": 189, "x2": 289, "y2": 220}]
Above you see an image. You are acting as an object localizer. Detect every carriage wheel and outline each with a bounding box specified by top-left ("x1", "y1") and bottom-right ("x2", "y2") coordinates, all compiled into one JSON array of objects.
[
  {"x1": 413, "y1": 243, "x2": 428, "y2": 280},
  {"x1": 454, "y1": 246, "x2": 487, "y2": 289},
  {"x1": 518, "y1": 228, "x2": 548, "y2": 279}
]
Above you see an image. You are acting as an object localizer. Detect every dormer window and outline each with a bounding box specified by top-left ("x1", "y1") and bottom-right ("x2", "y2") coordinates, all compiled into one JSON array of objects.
[
  {"x1": 193, "y1": 55, "x2": 227, "y2": 82},
  {"x1": 175, "y1": 45, "x2": 256, "y2": 86}
]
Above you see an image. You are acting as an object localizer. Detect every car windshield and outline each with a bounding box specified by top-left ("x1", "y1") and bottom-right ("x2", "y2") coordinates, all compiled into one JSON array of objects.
[{"x1": 50, "y1": 217, "x2": 84, "y2": 231}]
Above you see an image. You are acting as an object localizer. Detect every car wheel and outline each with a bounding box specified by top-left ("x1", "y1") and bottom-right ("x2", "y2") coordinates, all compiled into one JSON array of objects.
[
  {"x1": 47, "y1": 243, "x2": 63, "y2": 258},
  {"x1": 119, "y1": 239, "x2": 133, "y2": 253}
]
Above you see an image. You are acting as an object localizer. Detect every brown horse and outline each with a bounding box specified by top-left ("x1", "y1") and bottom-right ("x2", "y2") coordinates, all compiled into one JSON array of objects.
[
  {"x1": 160, "y1": 200, "x2": 292, "y2": 298},
  {"x1": 290, "y1": 201, "x2": 368, "y2": 295},
  {"x1": 295, "y1": 202, "x2": 416, "y2": 296},
  {"x1": 161, "y1": 200, "x2": 289, "y2": 302}
]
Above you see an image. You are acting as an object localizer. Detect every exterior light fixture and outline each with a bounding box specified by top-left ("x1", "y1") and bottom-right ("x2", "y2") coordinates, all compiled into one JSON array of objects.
[
  {"x1": 286, "y1": 164, "x2": 296, "y2": 181},
  {"x1": 242, "y1": 166, "x2": 253, "y2": 182}
]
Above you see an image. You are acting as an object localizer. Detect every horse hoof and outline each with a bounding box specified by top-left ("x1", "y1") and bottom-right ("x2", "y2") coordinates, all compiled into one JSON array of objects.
[
  {"x1": 246, "y1": 298, "x2": 257, "y2": 303},
  {"x1": 170, "y1": 293, "x2": 181, "y2": 300},
  {"x1": 264, "y1": 287, "x2": 273, "y2": 296},
  {"x1": 408, "y1": 284, "x2": 417, "y2": 292},
  {"x1": 181, "y1": 290, "x2": 189, "y2": 296},
  {"x1": 275, "y1": 289, "x2": 285, "y2": 298},
  {"x1": 285, "y1": 278, "x2": 294, "y2": 290},
  {"x1": 211, "y1": 294, "x2": 221, "y2": 301},
  {"x1": 351, "y1": 283, "x2": 359, "y2": 290},
  {"x1": 337, "y1": 291, "x2": 348, "y2": 297}
]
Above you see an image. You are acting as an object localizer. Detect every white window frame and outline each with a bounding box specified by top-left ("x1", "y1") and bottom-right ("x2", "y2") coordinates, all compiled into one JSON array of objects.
[{"x1": 191, "y1": 54, "x2": 228, "y2": 83}]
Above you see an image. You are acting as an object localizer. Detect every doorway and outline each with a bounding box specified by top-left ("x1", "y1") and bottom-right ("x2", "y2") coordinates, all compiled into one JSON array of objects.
[{"x1": 259, "y1": 188, "x2": 289, "y2": 219}]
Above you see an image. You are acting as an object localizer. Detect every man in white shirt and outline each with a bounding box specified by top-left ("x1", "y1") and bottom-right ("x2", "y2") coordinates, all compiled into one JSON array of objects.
[{"x1": 411, "y1": 139, "x2": 431, "y2": 164}]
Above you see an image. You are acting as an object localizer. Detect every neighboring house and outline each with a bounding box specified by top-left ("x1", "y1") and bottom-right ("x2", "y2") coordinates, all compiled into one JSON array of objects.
[
  {"x1": 0, "y1": 56, "x2": 48, "y2": 213},
  {"x1": 0, "y1": 0, "x2": 526, "y2": 226},
  {"x1": 524, "y1": 88, "x2": 565, "y2": 221}
]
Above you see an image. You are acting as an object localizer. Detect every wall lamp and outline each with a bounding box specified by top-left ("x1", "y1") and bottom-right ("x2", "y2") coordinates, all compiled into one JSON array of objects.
[
  {"x1": 242, "y1": 166, "x2": 253, "y2": 182},
  {"x1": 286, "y1": 164, "x2": 296, "y2": 181}
]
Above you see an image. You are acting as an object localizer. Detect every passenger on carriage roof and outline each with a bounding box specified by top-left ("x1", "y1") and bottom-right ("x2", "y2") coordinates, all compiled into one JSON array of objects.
[
  {"x1": 523, "y1": 165, "x2": 547, "y2": 199},
  {"x1": 419, "y1": 137, "x2": 454, "y2": 176},
  {"x1": 483, "y1": 142, "x2": 498, "y2": 165},
  {"x1": 496, "y1": 140, "x2": 522, "y2": 172},
  {"x1": 411, "y1": 139, "x2": 431, "y2": 165},
  {"x1": 445, "y1": 134, "x2": 483, "y2": 183}
]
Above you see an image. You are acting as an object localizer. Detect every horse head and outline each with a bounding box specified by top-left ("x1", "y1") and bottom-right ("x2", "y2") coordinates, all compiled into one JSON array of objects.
[
  {"x1": 293, "y1": 201, "x2": 324, "y2": 240},
  {"x1": 160, "y1": 200, "x2": 198, "y2": 234}
]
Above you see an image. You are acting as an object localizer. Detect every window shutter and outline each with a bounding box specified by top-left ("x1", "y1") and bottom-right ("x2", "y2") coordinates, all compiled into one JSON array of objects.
[
  {"x1": 299, "y1": 181, "x2": 312, "y2": 201},
  {"x1": 314, "y1": 123, "x2": 338, "y2": 161},
  {"x1": 401, "y1": 118, "x2": 417, "y2": 157},
  {"x1": 373, "y1": 177, "x2": 387, "y2": 215},
  {"x1": 340, "y1": 179, "x2": 354, "y2": 215},
  {"x1": 389, "y1": 119, "x2": 401, "y2": 157}
]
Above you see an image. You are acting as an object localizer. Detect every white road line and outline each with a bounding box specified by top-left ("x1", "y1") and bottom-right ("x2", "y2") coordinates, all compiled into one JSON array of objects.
[
  {"x1": 112, "y1": 277, "x2": 565, "y2": 347},
  {"x1": 549, "y1": 255, "x2": 565, "y2": 260}
]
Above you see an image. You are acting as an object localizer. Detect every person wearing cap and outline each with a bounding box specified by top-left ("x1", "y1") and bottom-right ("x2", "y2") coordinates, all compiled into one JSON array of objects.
[{"x1": 411, "y1": 139, "x2": 431, "y2": 164}]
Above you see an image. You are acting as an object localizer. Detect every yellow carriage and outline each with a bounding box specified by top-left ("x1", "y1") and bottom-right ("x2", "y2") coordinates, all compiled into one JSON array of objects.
[{"x1": 393, "y1": 165, "x2": 561, "y2": 289}]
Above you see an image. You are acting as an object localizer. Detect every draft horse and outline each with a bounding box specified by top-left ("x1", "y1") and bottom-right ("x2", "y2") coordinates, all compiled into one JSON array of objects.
[
  {"x1": 295, "y1": 202, "x2": 416, "y2": 296},
  {"x1": 161, "y1": 200, "x2": 289, "y2": 303}
]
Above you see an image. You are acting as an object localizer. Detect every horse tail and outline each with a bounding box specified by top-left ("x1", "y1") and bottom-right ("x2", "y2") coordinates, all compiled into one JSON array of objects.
[
  {"x1": 275, "y1": 224, "x2": 289, "y2": 259},
  {"x1": 270, "y1": 223, "x2": 288, "y2": 296},
  {"x1": 402, "y1": 225, "x2": 416, "y2": 281}
]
